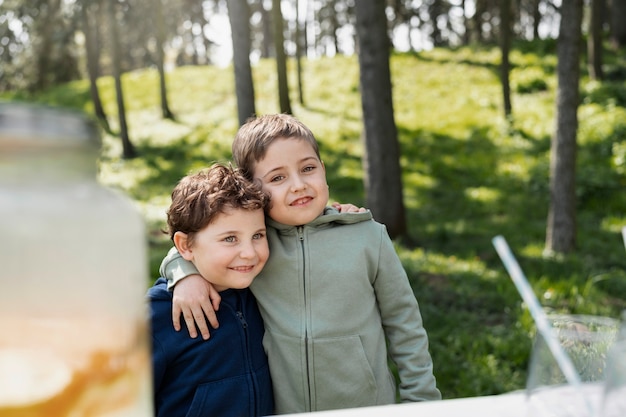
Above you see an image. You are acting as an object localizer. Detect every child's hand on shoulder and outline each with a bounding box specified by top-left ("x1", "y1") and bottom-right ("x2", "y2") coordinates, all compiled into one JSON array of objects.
[
  {"x1": 332, "y1": 202, "x2": 367, "y2": 213},
  {"x1": 172, "y1": 274, "x2": 221, "y2": 340}
]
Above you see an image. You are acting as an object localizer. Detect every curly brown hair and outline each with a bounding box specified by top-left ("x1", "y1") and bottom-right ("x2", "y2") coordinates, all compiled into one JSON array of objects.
[{"x1": 166, "y1": 163, "x2": 269, "y2": 245}]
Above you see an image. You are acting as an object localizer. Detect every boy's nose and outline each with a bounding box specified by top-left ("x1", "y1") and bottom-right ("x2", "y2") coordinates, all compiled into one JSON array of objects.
[
  {"x1": 290, "y1": 175, "x2": 306, "y2": 191},
  {"x1": 239, "y1": 242, "x2": 256, "y2": 258}
]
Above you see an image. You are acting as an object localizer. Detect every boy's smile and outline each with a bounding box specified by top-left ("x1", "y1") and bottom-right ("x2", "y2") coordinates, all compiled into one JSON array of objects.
[
  {"x1": 290, "y1": 196, "x2": 313, "y2": 206},
  {"x1": 255, "y1": 137, "x2": 329, "y2": 226}
]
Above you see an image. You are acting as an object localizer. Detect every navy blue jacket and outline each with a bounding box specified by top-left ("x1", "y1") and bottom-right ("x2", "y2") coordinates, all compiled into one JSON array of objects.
[{"x1": 148, "y1": 278, "x2": 274, "y2": 417}]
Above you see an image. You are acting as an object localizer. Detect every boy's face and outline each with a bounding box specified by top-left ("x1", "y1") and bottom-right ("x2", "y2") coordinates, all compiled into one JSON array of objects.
[
  {"x1": 179, "y1": 207, "x2": 268, "y2": 292},
  {"x1": 254, "y1": 137, "x2": 329, "y2": 226}
]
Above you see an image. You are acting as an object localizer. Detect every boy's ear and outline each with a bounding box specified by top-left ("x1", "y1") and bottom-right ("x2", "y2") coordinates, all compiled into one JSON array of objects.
[{"x1": 173, "y1": 231, "x2": 194, "y2": 261}]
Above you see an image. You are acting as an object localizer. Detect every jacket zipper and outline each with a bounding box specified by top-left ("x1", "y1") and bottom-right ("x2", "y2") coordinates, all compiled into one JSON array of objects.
[
  {"x1": 236, "y1": 294, "x2": 258, "y2": 416},
  {"x1": 297, "y1": 226, "x2": 312, "y2": 411}
]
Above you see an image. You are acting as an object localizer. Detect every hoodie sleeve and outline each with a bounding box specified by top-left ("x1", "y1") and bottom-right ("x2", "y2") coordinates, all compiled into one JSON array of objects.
[
  {"x1": 159, "y1": 246, "x2": 200, "y2": 291},
  {"x1": 372, "y1": 225, "x2": 442, "y2": 402}
]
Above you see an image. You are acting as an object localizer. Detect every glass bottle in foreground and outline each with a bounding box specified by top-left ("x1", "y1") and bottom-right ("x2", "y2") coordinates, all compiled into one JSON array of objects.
[{"x1": 0, "y1": 104, "x2": 152, "y2": 416}]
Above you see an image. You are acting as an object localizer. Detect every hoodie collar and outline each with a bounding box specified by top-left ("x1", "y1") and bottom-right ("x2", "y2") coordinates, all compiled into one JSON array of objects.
[{"x1": 266, "y1": 206, "x2": 373, "y2": 233}]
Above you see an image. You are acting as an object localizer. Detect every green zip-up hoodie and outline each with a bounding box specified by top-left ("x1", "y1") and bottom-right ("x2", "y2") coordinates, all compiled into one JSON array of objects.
[{"x1": 161, "y1": 207, "x2": 441, "y2": 414}]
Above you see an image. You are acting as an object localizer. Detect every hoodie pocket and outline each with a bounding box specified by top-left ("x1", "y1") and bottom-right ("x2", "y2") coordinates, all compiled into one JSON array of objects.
[
  {"x1": 310, "y1": 335, "x2": 379, "y2": 410},
  {"x1": 186, "y1": 374, "x2": 253, "y2": 417}
]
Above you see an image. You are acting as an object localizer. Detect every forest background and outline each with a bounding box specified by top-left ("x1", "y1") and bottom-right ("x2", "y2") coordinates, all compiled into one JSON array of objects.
[{"x1": 2, "y1": 0, "x2": 626, "y2": 400}]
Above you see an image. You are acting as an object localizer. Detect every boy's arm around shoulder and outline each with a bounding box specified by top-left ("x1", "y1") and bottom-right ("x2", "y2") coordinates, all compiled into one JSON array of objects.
[
  {"x1": 159, "y1": 246, "x2": 221, "y2": 340},
  {"x1": 159, "y1": 246, "x2": 201, "y2": 290},
  {"x1": 371, "y1": 224, "x2": 442, "y2": 402}
]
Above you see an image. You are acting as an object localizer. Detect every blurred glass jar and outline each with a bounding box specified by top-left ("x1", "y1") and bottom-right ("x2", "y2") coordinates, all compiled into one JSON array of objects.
[{"x1": 0, "y1": 104, "x2": 152, "y2": 416}]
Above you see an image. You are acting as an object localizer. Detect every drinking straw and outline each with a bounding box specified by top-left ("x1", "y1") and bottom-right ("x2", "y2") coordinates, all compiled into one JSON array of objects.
[
  {"x1": 622, "y1": 226, "x2": 626, "y2": 251},
  {"x1": 492, "y1": 236, "x2": 584, "y2": 391}
]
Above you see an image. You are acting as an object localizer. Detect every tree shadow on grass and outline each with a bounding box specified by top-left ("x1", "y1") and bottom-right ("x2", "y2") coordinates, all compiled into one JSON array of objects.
[
  {"x1": 396, "y1": 123, "x2": 625, "y2": 272},
  {"x1": 116, "y1": 133, "x2": 232, "y2": 202},
  {"x1": 396, "y1": 124, "x2": 530, "y2": 255}
]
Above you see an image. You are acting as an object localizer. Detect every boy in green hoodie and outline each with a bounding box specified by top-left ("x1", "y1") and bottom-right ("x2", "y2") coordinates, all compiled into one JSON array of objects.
[{"x1": 161, "y1": 114, "x2": 441, "y2": 414}]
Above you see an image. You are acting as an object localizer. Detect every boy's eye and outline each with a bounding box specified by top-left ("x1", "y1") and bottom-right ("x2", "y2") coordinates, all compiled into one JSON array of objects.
[
  {"x1": 223, "y1": 236, "x2": 236, "y2": 243},
  {"x1": 252, "y1": 232, "x2": 266, "y2": 240},
  {"x1": 302, "y1": 165, "x2": 315, "y2": 173}
]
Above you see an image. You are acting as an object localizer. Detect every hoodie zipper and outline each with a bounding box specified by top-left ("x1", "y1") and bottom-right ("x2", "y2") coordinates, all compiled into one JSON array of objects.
[{"x1": 297, "y1": 226, "x2": 313, "y2": 411}]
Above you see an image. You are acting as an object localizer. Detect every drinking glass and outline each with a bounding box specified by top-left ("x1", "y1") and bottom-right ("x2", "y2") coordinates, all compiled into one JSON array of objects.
[
  {"x1": 526, "y1": 314, "x2": 619, "y2": 417},
  {"x1": 598, "y1": 311, "x2": 626, "y2": 417},
  {"x1": 597, "y1": 339, "x2": 626, "y2": 417}
]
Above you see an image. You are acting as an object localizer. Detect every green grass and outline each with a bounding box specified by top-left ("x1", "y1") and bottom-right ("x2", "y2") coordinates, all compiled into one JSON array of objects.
[{"x1": 5, "y1": 42, "x2": 626, "y2": 399}]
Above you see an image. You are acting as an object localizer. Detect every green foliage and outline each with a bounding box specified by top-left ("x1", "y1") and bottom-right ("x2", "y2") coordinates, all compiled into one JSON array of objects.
[
  {"x1": 9, "y1": 42, "x2": 626, "y2": 400},
  {"x1": 513, "y1": 38, "x2": 558, "y2": 57},
  {"x1": 582, "y1": 80, "x2": 626, "y2": 107},
  {"x1": 511, "y1": 67, "x2": 549, "y2": 93}
]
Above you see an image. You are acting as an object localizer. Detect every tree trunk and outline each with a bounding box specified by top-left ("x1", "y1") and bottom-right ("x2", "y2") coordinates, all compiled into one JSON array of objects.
[
  {"x1": 472, "y1": 0, "x2": 487, "y2": 43},
  {"x1": 155, "y1": 0, "x2": 174, "y2": 119},
  {"x1": 107, "y1": 0, "x2": 137, "y2": 159},
  {"x1": 329, "y1": 0, "x2": 341, "y2": 54},
  {"x1": 532, "y1": 0, "x2": 541, "y2": 40},
  {"x1": 610, "y1": 0, "x2": 626, "y2": 48},
  {"x1": 500, "y1": 0, "x2": 512, "y2": 118},
  {"x1": 81, "y1": 0, "x2": 109, "y2": 131},
  {"x1": 587, "y1": 0, "x2": 604, "y2": 80},
  {"x1": 545, "y1": 0, "x2": 583, "y2": 254},
  {"x1": 461, "y1": 0, "x2": 470, "y2": 45},
  {"x1": 259, "y1": 3, "x2": 273, "y2": 58},
  {"x1": 32, "y1": 0, "x2": 61, "y2": 91},
  {"x1": 227, "y1": 0, "x2": 256, "y2": 126},
  {"x1": 354, "y1": 0, "x2": 406, "y2": 239},
  {"x1": 429, "y1": 0, "x2": 444, "y2": 47},
  {"x1": 271, "y1": 0, "x2": 292, "y2": 114},
  {"x1": 296, "y1": 0, "x2": 305, "y2": 106}
]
